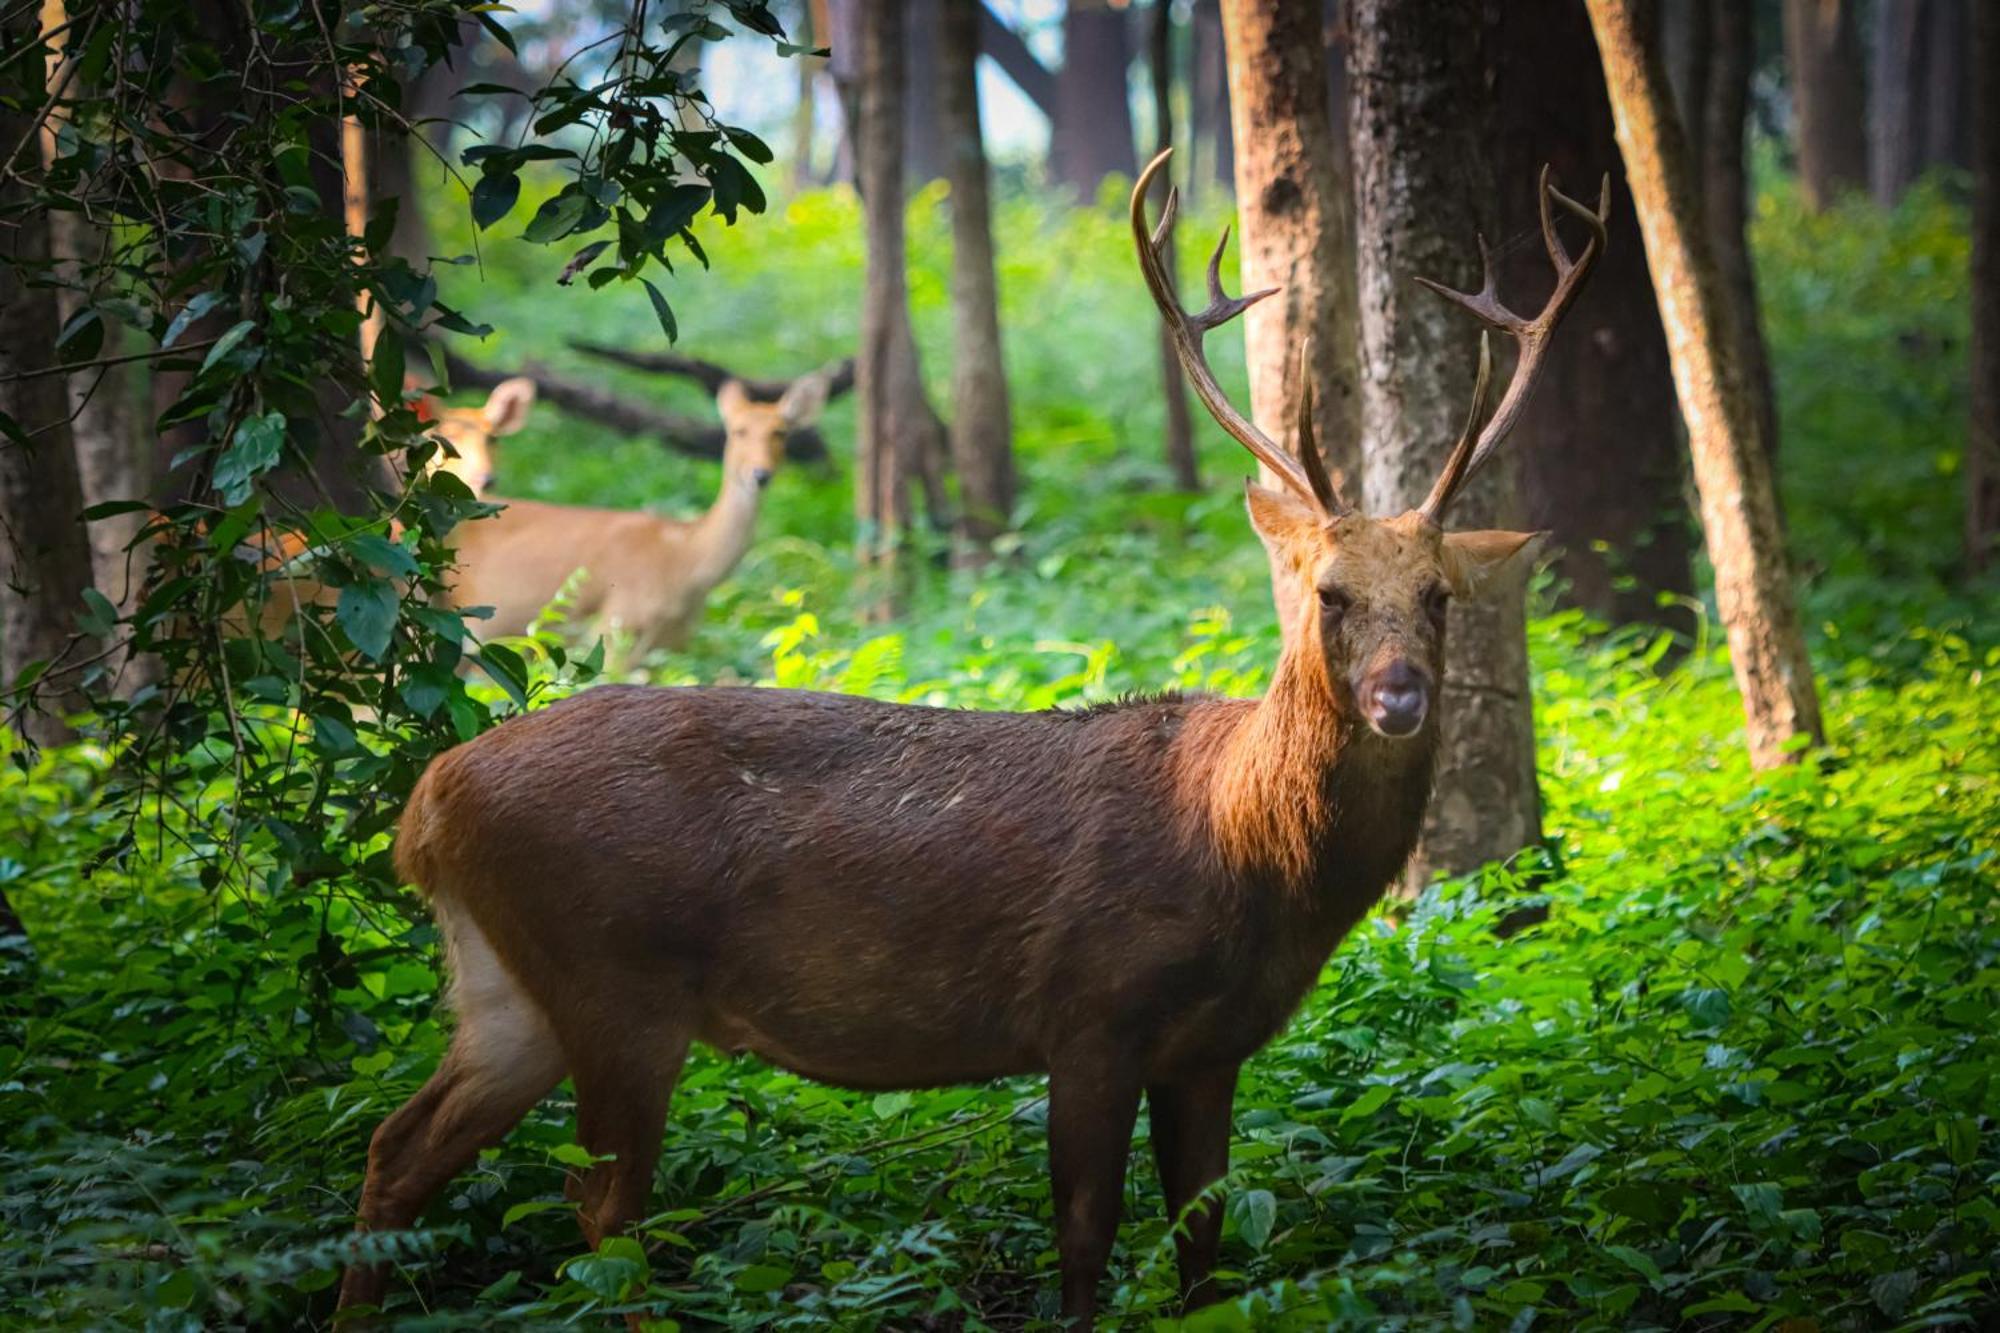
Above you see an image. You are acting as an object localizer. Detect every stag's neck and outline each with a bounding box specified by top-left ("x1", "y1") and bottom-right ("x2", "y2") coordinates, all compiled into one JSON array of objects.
[
  {"x1": 1190, "y1": 638, "x2": 1436, "y2": 906},
  {"x1": 683, "y1": 474, "x2": 763, "y2": 593}
]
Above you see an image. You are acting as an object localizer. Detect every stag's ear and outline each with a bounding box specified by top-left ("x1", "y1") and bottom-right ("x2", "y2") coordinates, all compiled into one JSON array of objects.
[
  {"x1": 481, "y1": 377, "x2": 537, "y2": 436},
  {"x1": 777, "y1": 372, "x2": 832, "y2": 427},
  {"x1": 1245, "y1": 480, "x2": 1323, "y2": 556},
  {"x1": 1442, "y1": 529, "x2": 1545, "y2": 598},
  {"x1": 716, "y1": 378, "x2": 753, "y2": 420}
]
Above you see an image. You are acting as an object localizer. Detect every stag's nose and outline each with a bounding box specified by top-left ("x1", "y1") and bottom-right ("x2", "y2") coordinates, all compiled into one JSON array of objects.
[
  {"x1": 1362, "y1": 660, "x2": 1431, "y2": 738},
  {"x1": 752, "y1": 467, "x2": 774, "y2": 489}
]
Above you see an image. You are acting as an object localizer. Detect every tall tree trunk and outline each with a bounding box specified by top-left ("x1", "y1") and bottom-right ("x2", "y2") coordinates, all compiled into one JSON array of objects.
[
  {"x1": 1350, "y1": 0, "x2": 1541, "y2": 887},
  {"x1": 1872, "y1": 0, "x2": 1973, "y2": 204},
  {"x1": 1149, "y1": 0, "x2": 1198, "y2": 491},
  {"x1": 1783, "y1": 0, "x2": 1868, "y2": 210},
  {"x1": 1587, "y1": 0, "x2": 1827, "y2": 767},
  {"x1": 1707, "y1": 0, "x2": 1782, "y2": 462},
  {"x1": 1494, "y1": 0, "x2": 1694, "y2": 633},
  {"x1": 905, "y1": 0, "x2": 948, "y2": 188},
  {"x1": 2, "y1": 11, "x2": 97, "y2": 747},
  {"x1": 1189, "y1": 0, "x2": 1234, "y2": 198},
  {"x1": 941, "y1": 0, "x2": 1015, "y2": 556},
  {"x1": 1222, "y1": 0, "x2": 1360, "y2": 489},
  {"x1": 1968, "y1": 0, "x2": 1999, "y2": 570},
  {"x1": 852, "y1": 0, "x2": 948, "y2": 614},
  {"x1": 1052, "y1": 0, "x2": 1137, "y2": 198},
  {"x1": 39, "y1": 0, "x2": 145, "y2": 616},
  {"x1": 1661, "y1": 0, "x2": 1712, "y2": 176},
  {"x1": 792, "y1": 0, "x2": 832, "y2": 191}
]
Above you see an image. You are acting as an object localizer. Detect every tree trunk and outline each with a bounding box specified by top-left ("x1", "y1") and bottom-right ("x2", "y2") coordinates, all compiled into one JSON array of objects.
[
  {"x1": 1052, "y1": 0, "x2": 1137, "y2": 198},
  {"x1": 941, "y1": 0, "x2": 1015, "y2": 556},
  {"x1": 1661, "y1": 0, "x2": 1712, "y2": 177},
  {"x1": 1149, "y1": 0, "x2": 1199, "y2": 491},
  {"x1": 905, "y1": 0, "x2": 948, "y2": 188},
  {"x1": 1872, "y1": 0, "x2": 1973, "y2": 205},
  {"x1": 1968, "y1": 0, "x2": 1999, "y2": 570},
  {"x1": 1493, "y1": 0, "x2": 1694, "y2": 633},
  {"x1": 2, "y1": 14, "x2": 97, "y2": 747},
  {"x1": 1707, "y1": 0, "x2": 1782, "y2": 462},
  {"x1": 38, "y1": 0, "x2": 146, "y2": 616},
  {"x1": 977, "y1": 3, "x2": 1057, "y2": 119},
  {"x1": 1350, "y1": 0, "x2": 1541, "y2": 887},
  {"x1": 1222, "y1": 0, "x2": 1360, "y2": 492},
  {"x1": 1783, "y1": 0, "x2": 1868, "y2": 210},
  {"x1": 1189, "y1": 0, "x2": 1234, "y2": 197},
  {"x1": 1586, "y1": 0, "x2": 1827, "y2": 767},
  {"x1": 853, "y1": 0, "x2": 948, "y2": 613}
]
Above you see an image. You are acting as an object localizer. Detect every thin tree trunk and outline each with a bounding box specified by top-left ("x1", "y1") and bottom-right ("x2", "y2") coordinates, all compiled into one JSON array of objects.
[
  {"x1": 905, "y1": 0, "x2": 948, "y2": 188},
  {"x1": 1494, "y1": 0, "x2": 1694, "y2": 633},
  {"x1": 1189, "y1": 0, "x2": 1233, "y2": 198},
  {"x1": 1783, "y1": 0, "x2": 1868, "y2": 210},
  {"x1": 1587, "y1": 0, "x2": 1827, "y2": 767},
  {"x1": 2, "y1": 10, "x2": 97, "y2": 747},
  {"x1": 1222, "y1": 0, "x2": 1360, "y2": 500},
  {"x1": 1873, "y1": 0, "x2": 1973, "y2": 204},
  {"x1": 1968, "y1": 0, "x2": 1999, "y2": 570},
  {"x1": 792, "y1": 0, "x2": 831, "y2": 192},
  {"x1": 852, "y1": 0, "x2": 947, "y2": 614},
  {"x1": 1052, "y1": 0, "x2": 1137, "y2": 198},
  {"x1": 1149, "y1": 0, "x2": 1198, "y2": 491},
  {"x1": 941, "y1": 0, "x2": 1015, "y2": 556},
  {"x1": 1351, "y1": 0, "x2": 1541, "y2": 887},
  {"x1": 1707, "y1": 0, "x2": 1782, "y2": 462},
  {"x1": 1662, "y1": 0, "x2": 1712, "y2": 177},
  {"x1": 1919, "y1": 0, "x2": 1971, "y2": 173}
]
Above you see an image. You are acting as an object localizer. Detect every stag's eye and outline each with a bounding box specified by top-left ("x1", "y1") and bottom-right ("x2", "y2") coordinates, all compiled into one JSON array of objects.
[
  {"x1": 1318, "y1": 586, "x2": 1350, "y2": 618},
  {"x1": 1423, "y1": 583, "x2": 1451, "y2": 624}
]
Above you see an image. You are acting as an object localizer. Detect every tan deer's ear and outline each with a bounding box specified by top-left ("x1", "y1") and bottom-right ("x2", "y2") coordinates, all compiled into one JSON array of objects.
[
  {"x1": 1245, "y1": 480, "x2": 1323, "y2": 555},
  {"x1": 1442, "y1": 529, "x2": 1545, "y2": 598},
  {"x1": 716, "y1": 379, "x2": 753, "y2": 420},
  {"x1": 777, "y1": 372, "x2": 832, "y2": 427},
  {"x1": 481, "y1": 378, "x2": 537, "y2": 436}
]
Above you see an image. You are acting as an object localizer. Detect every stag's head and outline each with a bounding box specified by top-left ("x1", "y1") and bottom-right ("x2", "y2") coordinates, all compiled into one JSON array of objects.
[
  {"x1": 1133, "y1": 149, "x2": 1607, "y2": 740},
  {"x1": 426, "y1": 377, "x2": 537, "y2": 497},
  {"x1": 716, "y1": 372, "x2": 834, "y2": 492}
]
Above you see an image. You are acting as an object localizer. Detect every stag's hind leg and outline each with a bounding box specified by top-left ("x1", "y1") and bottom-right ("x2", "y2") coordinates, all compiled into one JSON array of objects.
[
  {"x1": 561, "y1": 1017, "x2": 690, "y2": 1250},
  {"x1": 337, "y1": 909, "x2": 566, "y2": 1313}
]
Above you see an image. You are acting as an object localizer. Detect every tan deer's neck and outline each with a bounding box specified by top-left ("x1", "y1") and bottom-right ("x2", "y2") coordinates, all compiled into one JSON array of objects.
[{"x1": 682, "y1": 473, "x2": 764, "y2": 594}]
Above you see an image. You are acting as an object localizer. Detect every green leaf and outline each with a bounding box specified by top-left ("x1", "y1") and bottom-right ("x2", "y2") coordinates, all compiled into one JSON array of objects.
[
  {"x1": 871, "y1": 1091, "x2": 913, "y2": 1120},
  {"x1": 522, "y1": 192, "x2": 587, "y2": 244},
  {"x1": 1340, "y1": 1084, "x2": 1394, "y2": 1122},
  {"x1": 641, "y1": 278, "x2": 678, "y2": 343},
  {"x1": 336, "y1": 580, "x2": 399, "y2": 661},
  {"x1": 77, "y1": 587, "x2": 118, "y2": 639},
  {"x1": 1236, "y1": 1188, "x2": 1276, "y2": 1250},
  {"x1": 200, "y1": 320, "x2": 257, "y2": 374},
  {"x1": 213, "y1": 411, "x2": 286, "y2": 505},
  {"x1": 733, "y1": 1264, "x2": 792, "y2": 1294},
  {"x1": 1602, "y1": 1243, "x2": 1663, "y2": 1288},
  {"x1": 346, "y1": 533, "x2": 418, "y2": 579},
  {"x1": 473, "y1": 643, "x2": 529, "y2": 707},
  {"x1": 163, "y1": 291, "x2": 224, "y2": 348},
  {"x1": 500, "y1": 1199, "x2": 570, "y2": 1229},
  {"x1": 471, "y1": 172, "x2": 521, "y2": 230},
  {"x1": 370, "y1": 324, "x2": 406, "y2": 411}
]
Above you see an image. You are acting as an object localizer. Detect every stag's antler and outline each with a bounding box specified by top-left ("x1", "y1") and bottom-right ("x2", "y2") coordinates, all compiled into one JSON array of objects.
[
  {"x1": 1415, "y1": 165, "x2": 1610, "y2": 524},
  {"x1": 1132, "y1": 149, "x2": 1344, "y2": 516}
]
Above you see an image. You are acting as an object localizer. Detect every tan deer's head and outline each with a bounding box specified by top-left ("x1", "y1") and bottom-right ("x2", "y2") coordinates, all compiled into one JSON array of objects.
[
  {"x1": 1134, "y1": 150, "x2": 1606, "y2": 739},
  {"x1": 424, "y1": 378, "x2": 537, "y2": 497},
  {"x1": 715, "y1": 373, "x2": 833, "y2": 493}
]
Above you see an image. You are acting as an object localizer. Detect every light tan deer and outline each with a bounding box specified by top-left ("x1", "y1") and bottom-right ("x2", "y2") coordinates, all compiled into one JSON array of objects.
[
  {"x1": 337, "y1": 154, "x2": 1606, "y2": 1325},
  {"x1": 418, "y1": 377, "x2": 536, "y2": 498},
  {"x1": 443, "y1": 371, "x2": 832, "y2": 659}
]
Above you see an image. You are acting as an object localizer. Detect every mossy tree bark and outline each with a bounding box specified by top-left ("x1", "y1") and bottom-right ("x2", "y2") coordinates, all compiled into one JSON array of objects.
[{"x1": 1350, "y1": 0, "x2": 1542, "y2": 887}]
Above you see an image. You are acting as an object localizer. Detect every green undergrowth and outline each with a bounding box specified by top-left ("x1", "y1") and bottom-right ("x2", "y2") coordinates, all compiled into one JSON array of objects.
[{"x1": 3, "y1": 172, "x2": 1996, "y2": 1329}]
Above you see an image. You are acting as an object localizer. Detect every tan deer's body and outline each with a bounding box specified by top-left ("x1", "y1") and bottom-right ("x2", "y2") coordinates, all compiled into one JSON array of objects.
[
  {"x1": 444, "y1": 375, "x2": 830, "y2": 659},
  {"x1": 339, "y1": 156, "x2": 1606, "y2": 1325}
]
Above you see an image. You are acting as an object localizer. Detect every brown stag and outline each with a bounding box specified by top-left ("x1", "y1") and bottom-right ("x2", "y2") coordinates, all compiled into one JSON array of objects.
[{"x1": 336, "y1": 150, "x2": 1607, "y2": 1325}]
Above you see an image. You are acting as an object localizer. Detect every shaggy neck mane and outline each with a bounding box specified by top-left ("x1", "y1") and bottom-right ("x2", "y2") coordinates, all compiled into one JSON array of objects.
[{"x1": 1179, "y1": 632, "x2": 1436, "y2": 895}]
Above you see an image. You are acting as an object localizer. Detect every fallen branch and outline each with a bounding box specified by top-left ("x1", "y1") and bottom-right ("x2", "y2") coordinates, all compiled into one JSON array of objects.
[{"x1": 566, "y1": 341, "x2": 857, "y2": 403}]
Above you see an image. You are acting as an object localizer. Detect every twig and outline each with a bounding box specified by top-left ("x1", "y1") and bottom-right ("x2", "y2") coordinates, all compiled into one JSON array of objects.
[{"x1": 0, "y1": 335, "x2": 223, "y2": 384}]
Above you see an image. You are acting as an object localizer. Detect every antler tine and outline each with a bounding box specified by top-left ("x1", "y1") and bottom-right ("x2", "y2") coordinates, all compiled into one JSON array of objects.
[
  {"x1": 1422, "y1": 333, "x2": 1495, "y2": 519},
  {"x1": 1130, "y1": 148, "x2": 1329, "y2": 513},
  {"x1": 1293, "y1": 339, "x2": 1344, "y2": 514},
  {"x1": 1416, "y1": 165, "x2": 1610, "y2": 523}
]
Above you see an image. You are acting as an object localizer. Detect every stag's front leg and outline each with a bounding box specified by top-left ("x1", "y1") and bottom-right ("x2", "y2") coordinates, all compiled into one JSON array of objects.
[
  {"x1": 1148, "y1": 1065, "x2": 1238, "y2": 1308},
  {"x1": 1047, "y1": 1062, "x2": 1142, "y2": 1326}
]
